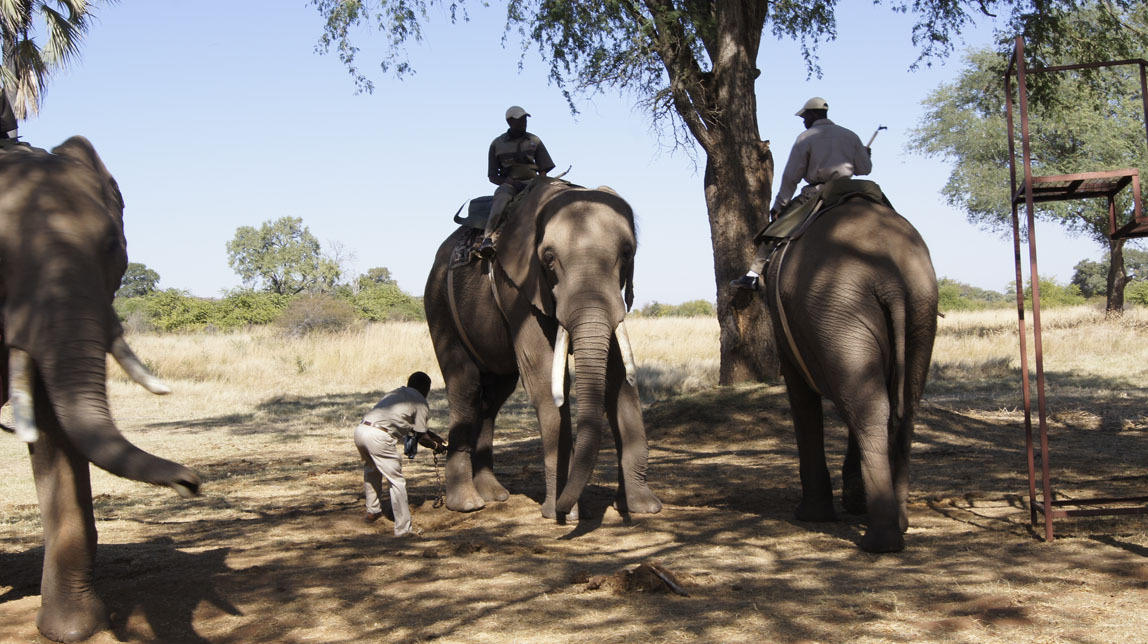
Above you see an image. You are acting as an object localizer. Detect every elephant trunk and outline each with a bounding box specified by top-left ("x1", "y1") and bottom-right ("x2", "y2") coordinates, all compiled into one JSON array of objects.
[
  {"x1": 33, "y1": 312, "x2": 199, "y2": 498},
  {"x1": 555, "y1": 318, "x2": 612, "y2": 514}
]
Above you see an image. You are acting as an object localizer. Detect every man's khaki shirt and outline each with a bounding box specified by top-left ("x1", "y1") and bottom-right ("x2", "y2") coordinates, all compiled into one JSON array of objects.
[
  {"x1": 772, "y1": 118, "x2": 872, "y2": 211},
  {"x1": 488, "y1": 131, "x2": 555, "y2": 183},
  {"x1": 362, "y1": 386, "x2": 429, "y2": 439}
]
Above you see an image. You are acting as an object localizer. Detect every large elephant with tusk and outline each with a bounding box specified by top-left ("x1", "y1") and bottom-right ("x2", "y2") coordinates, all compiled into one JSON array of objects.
[
  {"x1": 424, "y1": 178, "x2": 661, "y2": 520},
  {"x1": 0, "y1": 137, "x2": 200, "y2": 642}
]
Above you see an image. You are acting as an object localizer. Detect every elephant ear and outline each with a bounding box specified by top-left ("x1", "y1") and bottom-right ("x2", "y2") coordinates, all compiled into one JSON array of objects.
[
  {"x1": 51, "y1": 135, "x2": 126, "y2": 221},
  {"x1": 597, "y1": 185, "x2": 636, "y2": 311},
  {"x1": 496, "y1": 181, "x2": 569, "y2": 318}
]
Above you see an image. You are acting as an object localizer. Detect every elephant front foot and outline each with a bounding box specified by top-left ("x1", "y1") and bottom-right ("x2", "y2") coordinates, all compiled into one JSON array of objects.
[
  {"x1": 37, "y1": 594, "x2": 109, "y2": 643},
  {"x1": 614, "y1": 485, "x2": 662, "y2": 515},
  {"x1": 794, "y1": 498, "x2": 837, "y2": 522},
  {"x1": 474, "y1": 471, "x2": 510, "y2": 503},
  {"x1": 541, "y1": 497, "x2": 579, "y2": 522},
  {"x1": 445, "y1": 486, "x2": 486, "y2": 512},
  {"x1": 860, "y1": 528, "x2": 905, "y2": 553}
]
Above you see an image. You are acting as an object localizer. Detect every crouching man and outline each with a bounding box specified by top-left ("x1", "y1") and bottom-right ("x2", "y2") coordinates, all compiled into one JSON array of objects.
[{"x1": 354, "y1": 371, "x2": 447, "y2": 536}]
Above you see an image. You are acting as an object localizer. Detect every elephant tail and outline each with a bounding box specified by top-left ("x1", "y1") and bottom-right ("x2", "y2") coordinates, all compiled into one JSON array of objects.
[
  {"x1": 886, "y1": 285, "x2": 938, "y2": 430},
  {"x1": 888, "y1": 295, "x2": 909, "y2": 423}
]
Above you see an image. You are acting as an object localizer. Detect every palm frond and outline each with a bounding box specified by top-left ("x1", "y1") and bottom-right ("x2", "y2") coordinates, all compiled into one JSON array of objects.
[{"x1": 40, "y1": 5, "x2": 87, "y2": 67}]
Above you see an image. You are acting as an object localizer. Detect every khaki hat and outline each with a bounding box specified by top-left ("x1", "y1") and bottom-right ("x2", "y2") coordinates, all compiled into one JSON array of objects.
[
  {"x1": 795, "y1": 97, "x2": 828, "y2": 116},
  {"x1": 505, "y1": 105, "x2": 531, "y2": 120}
]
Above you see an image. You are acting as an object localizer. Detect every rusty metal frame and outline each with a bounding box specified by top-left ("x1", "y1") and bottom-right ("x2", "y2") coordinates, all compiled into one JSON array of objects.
[{"x1": 1005, "y1": 36, "x2": 1148, "y2": 542}]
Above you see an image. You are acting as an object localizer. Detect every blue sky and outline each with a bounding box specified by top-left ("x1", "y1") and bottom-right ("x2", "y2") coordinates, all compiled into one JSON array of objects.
[{"x1": 19, "y1": 1, "x2": 1134, "y2": 306}]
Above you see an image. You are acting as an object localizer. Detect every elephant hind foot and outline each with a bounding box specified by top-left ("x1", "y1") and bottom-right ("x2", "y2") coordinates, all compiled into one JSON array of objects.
[
  {"x1": 860, "y1": 528, "x2": 905, "y2": 553},
  {"x1": 37, "y1": 596, "x2": 110, "y2": 643},
  {"x1": 445, "y1": 487, "x2": 486, "y2": 513},
  {"x1": 794, "y1": 499, "x2": 838, "y2": 523},
  {"x1": 474, "y1": 471, "x2": 510, "y2": 503}
]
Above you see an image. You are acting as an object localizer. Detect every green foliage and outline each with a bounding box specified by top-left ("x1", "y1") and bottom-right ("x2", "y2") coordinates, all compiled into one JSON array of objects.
[
  {"x1": 277, "y1": 293, "x2": 359, "y2": 336},
  {"x1": 1071, "y1": 258, "x2": 1108, "y2": 299},
  {"x1": 351, "y1": 282, "x2": 424, "y2": 322},
  {"x1": 634, "y1": 299, "x2": 716, "y2": 318},
  {"x1": 1071, "y1": 247, "x2": 1148, "y2": 299},
  {"x1": 141, "y1": 289, "x2": 215, "y2": 332},
  {"x1": 118, "y1": 262, "x2": 161, "y2": 298},
  {"x1": 1008, "y1": 278, "x2": 1087, "y2": 309},
  {"x1": 936, "y1": 278, "x2": 1011, "y2": 312},
  {"x1": 226, "y1": 216, "x2": 341, "y2": 295},
  {"x1": 359, "y1": 266, "x2": 397, "y2": 288},
  {"x1": 1, "y1": 1, "x2": 100, "y2": 119},
  {"x1": 1127, "y1": 279, "x2": 1148, "y2": 306},
  {"x1": 213, "y1": 290, "x2": 291, "y2": 330}
]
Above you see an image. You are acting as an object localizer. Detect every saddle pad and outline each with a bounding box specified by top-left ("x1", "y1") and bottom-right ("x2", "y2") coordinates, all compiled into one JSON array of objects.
[{"x1": 757, "y1": 178, "x2": 892, "y2": 243}]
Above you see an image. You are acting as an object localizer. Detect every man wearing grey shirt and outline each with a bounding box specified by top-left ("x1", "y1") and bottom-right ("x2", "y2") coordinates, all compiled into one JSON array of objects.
[
  {"x1": 731, "y1": 97, "x2": 872, "y2": 291},
  {"x1": 354, "y1": 371, "x2": 446, "y2": 535}
]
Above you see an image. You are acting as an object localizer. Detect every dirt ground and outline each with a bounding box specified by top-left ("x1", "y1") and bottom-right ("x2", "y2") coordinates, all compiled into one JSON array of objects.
[{"x1": 2, "y1": 372, "x2": 1148, "y2": 643}]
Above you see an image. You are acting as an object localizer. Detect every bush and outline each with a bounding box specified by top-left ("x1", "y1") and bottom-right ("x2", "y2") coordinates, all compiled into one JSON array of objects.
[
  {"x1": 1026, "y1": 278, "x2": 1086, "y2": 309},
  {"x1": 352, "y1": 283, "x2": 425, "y2": 322},
  {"x1": 213, "y1": 290, "x2": 290, "y2": 329},
  {"x1": 114, "y1": 296, "x2": 155, "y2": 334},
  {"x1": 142, "y1": 290, "x2": 215, "y2": 332},
  {"x1": 277, "y1": 293, "x2": 359, "y2": 336},
  {"x1": 1127, "y1": 280, "x2": 1148, "y2": 306}
]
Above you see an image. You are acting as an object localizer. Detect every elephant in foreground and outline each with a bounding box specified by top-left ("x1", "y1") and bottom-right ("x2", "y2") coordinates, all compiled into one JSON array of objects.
[
  {"x1": 424, "y1": 179, "x2": 661, "y2": 519},
  {"x1": 0, "y1": 137, "x2": 200, "y2": 642},
  {"x1": 760, "y1": 193, "x2": 937, "y2": 553}
]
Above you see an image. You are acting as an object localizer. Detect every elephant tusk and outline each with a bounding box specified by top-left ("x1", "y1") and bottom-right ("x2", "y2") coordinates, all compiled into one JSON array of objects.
[
  {"x1": 616, "y1": 321, "x2": 638, "y2": 387},
  {"x1": 551, "y1": 325, "x2": 569, "y2": 408},
  {"x1": 8, "y1": 348, "x2": 39, "y2": 443},
  {"x1": 110, "y1": 336, "x2": 172, "y2": 395}
]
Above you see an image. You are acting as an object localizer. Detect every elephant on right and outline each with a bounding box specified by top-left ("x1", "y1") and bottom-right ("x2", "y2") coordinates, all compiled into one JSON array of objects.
[{"x1": 759, "y1": 191, "x2": 938, "y2": 553}]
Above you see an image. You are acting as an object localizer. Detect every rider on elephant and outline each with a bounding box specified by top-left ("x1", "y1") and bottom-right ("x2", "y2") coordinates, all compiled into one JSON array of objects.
[
  {"x1": 477, "y1": 105, "x2": 556, "y2": 259},
  {"x1": 731, "y1": 96, "x2": 873, "y2": 291}
]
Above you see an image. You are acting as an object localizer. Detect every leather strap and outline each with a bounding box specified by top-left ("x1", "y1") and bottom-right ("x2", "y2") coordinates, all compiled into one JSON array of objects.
[
  {"x1": 446, "y1": 264, "x2": 493, "y2": 371},
  {"x1": 769, "y1": 242, "x2": 822, "y2": 395}
]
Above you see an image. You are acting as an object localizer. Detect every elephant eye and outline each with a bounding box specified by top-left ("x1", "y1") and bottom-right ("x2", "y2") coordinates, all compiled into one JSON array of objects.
[
  {"x1": 542, "y1": 249, "x2": 556, "y2": 270},
  {"x1": 621, "y1": 244, "x2": 634, "y2": 261}
]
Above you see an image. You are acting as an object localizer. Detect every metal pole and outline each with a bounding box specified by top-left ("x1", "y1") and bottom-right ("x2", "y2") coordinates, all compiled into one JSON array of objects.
[
  {"x1": 1005, "y1": 40, "x2": 1040, "y2": 531},
  {"x1": 1015, "y1": 36, "x2": 1056, "y2": 542}
]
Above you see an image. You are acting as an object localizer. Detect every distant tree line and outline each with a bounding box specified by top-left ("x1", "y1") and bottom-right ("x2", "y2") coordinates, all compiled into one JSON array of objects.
[{"x1": 115, "y1": 217, "x2": 423, "y2": 334}]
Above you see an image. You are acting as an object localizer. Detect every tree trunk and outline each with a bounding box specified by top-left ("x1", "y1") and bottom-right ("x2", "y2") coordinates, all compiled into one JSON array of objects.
[
  {"x1": 706, "y1": 138, "x2": 780, "y2": 383},
  {"x1": 1105, "y1": 236, "x2": 1131, "y2": 315}
]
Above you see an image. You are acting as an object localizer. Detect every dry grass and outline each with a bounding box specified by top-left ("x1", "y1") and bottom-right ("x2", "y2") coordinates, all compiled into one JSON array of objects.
[{"x1": 2, "y1": 307, "x2": 1148, "y2": 644}]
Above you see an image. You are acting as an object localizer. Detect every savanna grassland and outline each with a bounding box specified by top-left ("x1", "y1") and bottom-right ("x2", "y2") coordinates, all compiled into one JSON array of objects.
[{"x1": 2, "y1": 308, "x2": 1148, "y2": 643}]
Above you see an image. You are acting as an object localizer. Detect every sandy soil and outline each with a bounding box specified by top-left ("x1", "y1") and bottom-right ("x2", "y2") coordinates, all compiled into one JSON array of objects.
[{"x1": 2, "y1": 375, "x2": 1148, "y2": 643}]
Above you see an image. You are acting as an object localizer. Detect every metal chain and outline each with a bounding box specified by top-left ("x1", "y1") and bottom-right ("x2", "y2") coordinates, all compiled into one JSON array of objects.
[{"x1": 432, "y1": 451, "x2": 445, "y2": 509}]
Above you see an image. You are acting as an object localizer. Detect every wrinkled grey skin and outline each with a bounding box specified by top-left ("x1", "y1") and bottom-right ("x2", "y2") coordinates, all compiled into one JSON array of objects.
[
  {"x1": 0, "y1": 137, "x2": 200, "y2": 642},
  {"x1": 763, "y1": 199, "x2": 938, "y2": 553},
  {"x1": 424, "y1": 181, "x2": 661, "y2": 520}
]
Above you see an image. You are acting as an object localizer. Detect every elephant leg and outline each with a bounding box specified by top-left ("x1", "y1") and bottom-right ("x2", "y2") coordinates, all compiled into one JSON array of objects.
[
  {"x1": 472, "y1": 372, "x2": 517, "y2": 503},
  {"x1": 849, "y1": 399, "x2": 903, "y2": 553},
  {"x1": 780, "y1": 357, "x2": 836, "y2": 522},
  {"x1": 29, "y1": 424, "x2": 109, "y2": 643},
  {"x1": 606, "y1": 349, "x2": 661, "y2": 514},
  {"x1": 891, "y1": 411, "x2": 915, "y2": 534},
  {"x1": 514, "y1": 326, "x2": 577, "y2": 521},
  {"x1": 841, "y1": 431, "x2": 866, "y2": 515},
  {"x1": 440, "y1": 356, "x2": 487, "y2": 513}
]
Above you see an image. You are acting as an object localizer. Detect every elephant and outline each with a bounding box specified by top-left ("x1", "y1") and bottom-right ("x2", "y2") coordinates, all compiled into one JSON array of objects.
[
  {"x1": 0, "y1": 137, "x2": 201, "y2": 642},
  {"x1": 759, "y1": 191, "x2": 937, "y2": 553},
  {"x1": 424, "y1": 178, "x2": 661, "y2": 520}
]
